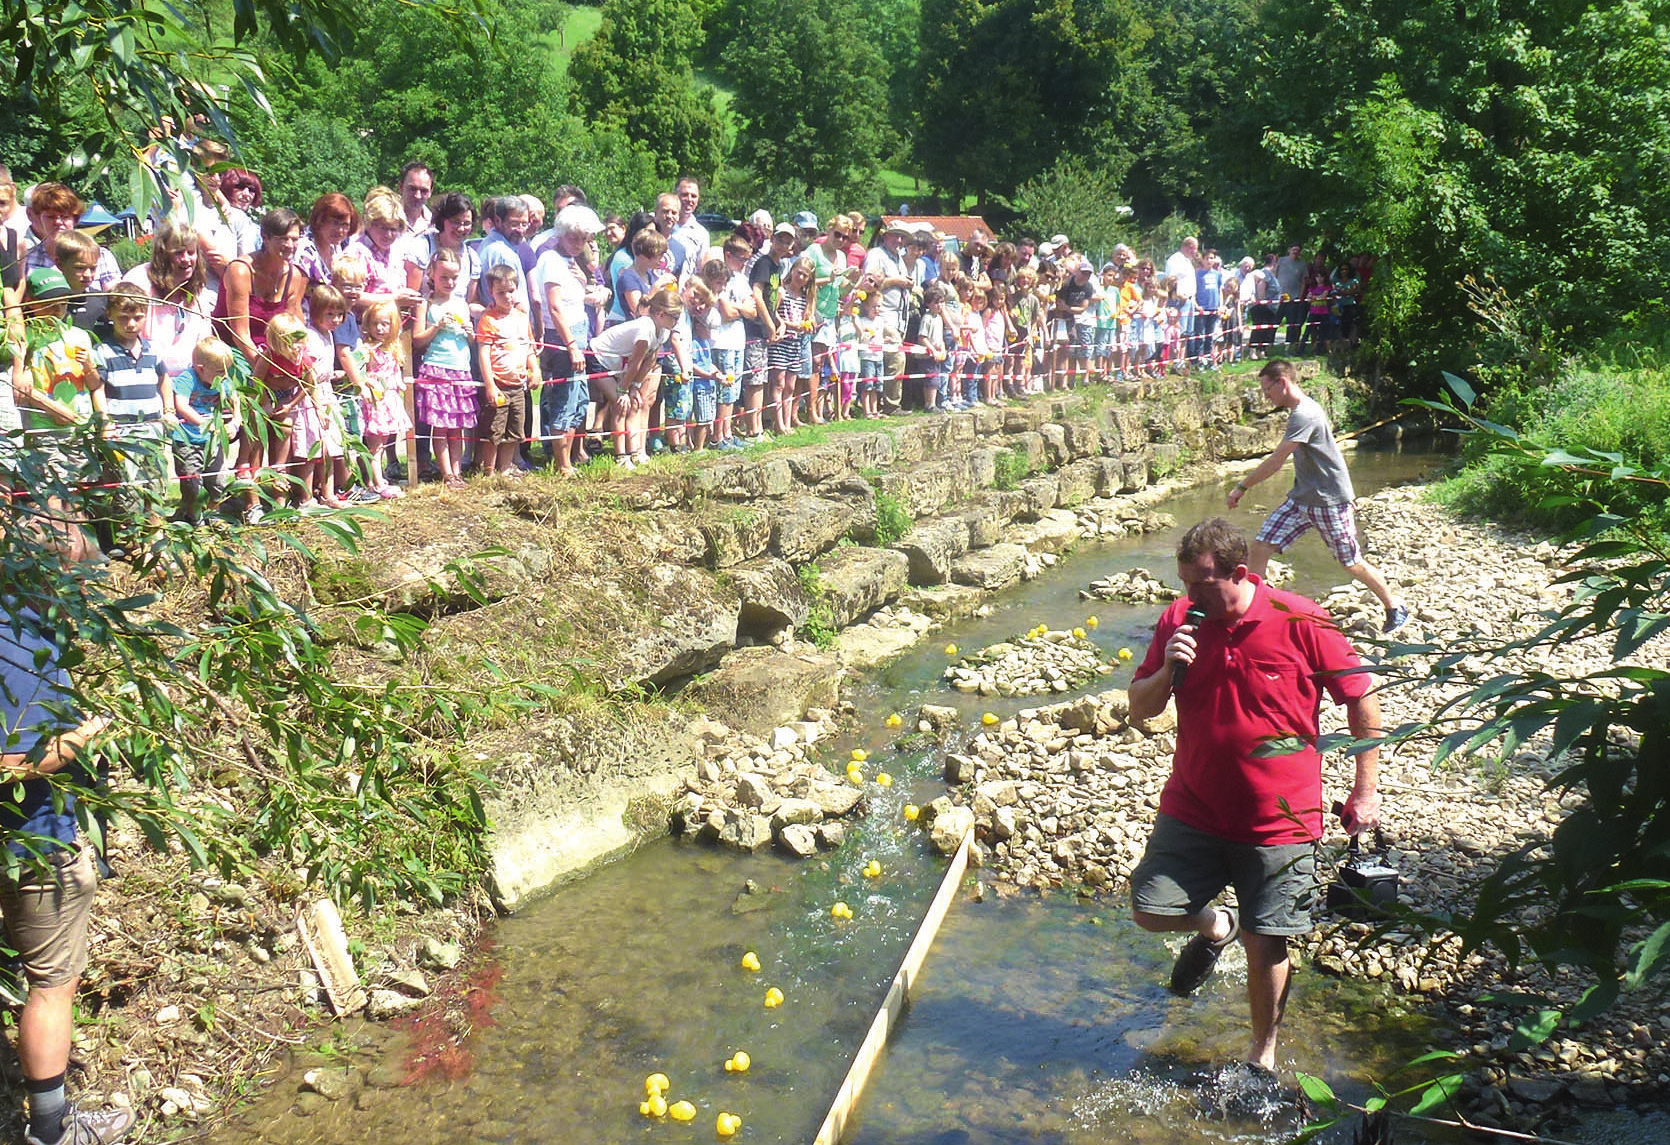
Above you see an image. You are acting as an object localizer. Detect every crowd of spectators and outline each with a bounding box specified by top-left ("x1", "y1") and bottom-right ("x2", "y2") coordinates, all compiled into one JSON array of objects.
[{"x1": 0, "y1": 144, "x2": 1373, "y2": 536}]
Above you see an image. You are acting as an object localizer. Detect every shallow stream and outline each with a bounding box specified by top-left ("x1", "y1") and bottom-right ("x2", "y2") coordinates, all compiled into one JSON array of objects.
[{"x1": 214, "y1": 444, "x2": 1508, "y2": 1145}]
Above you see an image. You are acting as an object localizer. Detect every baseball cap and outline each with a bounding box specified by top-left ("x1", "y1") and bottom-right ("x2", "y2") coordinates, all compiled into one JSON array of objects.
[
  {"x1": 1072, "y1": 259, "x2": 1092, "y2": 274},
  {"x1": 772, "y1": 222, "x2": 797, "y2": 238},
  {"x1": 883, "y1": 221, "x2": 911, "y2": 237},
  {"x1": 1038, "y1": 242, "x2": 1056, "y2": 258},
  {"x1": 26, "y1": 267, "x2": 72, "y2": 301},
  {"x1": 1050, "y1": 233, "x2": 1070, "y2": 247},
  {"x1": 793, "y1": 211, "x2": 818, "y2": 230}
]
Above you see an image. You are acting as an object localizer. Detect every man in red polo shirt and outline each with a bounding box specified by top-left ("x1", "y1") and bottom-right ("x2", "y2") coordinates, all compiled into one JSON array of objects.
[{"x1": 1127, "y1": 517, "x2": 1383, "y2": 1075}]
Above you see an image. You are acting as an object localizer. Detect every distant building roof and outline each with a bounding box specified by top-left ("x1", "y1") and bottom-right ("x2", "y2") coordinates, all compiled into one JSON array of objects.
[{"x1": 881, "y1": 215, "x2": 993, "y2": 244}]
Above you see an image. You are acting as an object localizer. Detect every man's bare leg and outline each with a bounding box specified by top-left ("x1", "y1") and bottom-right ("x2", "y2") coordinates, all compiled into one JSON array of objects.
[
  {"x1": 1243, "y1": 932, "x2": 1291, "y2": 1072},
  {"x1": 1345, "y1": 559, "x2": 1400, "y2": 614},
  {"x1": 1248, "y1": 537, "x2": 1278, "y2": 578}
]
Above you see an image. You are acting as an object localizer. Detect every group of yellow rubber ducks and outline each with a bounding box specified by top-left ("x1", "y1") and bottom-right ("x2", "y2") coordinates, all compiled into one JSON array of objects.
[
  {"x1": 845, "y1": 747, "x2": 893, "y2": 787},
  {"x1": 640, "y1": 1071, "x2": 742, "y2": 1135}
]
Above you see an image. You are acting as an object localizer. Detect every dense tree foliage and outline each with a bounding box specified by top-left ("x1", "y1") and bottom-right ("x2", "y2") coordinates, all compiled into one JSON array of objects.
[
  {"x1": 913, "y1": 0, "x2": 1147, "y2": 204},
  {"x1": 721, "y1": 0, "x2": 890, "y2": 196},
  {"x1": 1215, "y1": 0, "x2": 1670, "y2": 381},
  {"x1": 569, "y1": 0, "x2": 726, "y2": 184},
  {"x1": 229, "y1": 0, "x2": 660, "y2": 210}
]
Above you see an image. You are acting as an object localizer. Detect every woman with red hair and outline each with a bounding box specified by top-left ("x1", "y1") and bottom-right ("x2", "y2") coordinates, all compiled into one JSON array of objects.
[
  {"x1": 294, "y1": 193, "x2": 361, "y2": 287},
  {"x1": 217, "y1": 168, "x2": 264, "y2": 257}
]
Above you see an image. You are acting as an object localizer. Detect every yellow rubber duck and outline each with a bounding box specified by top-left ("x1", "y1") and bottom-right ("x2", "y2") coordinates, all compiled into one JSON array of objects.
[
  {"x1": 670, "y1": 1100, "x2": 696, "y2": 1121},
  {"x1": 1087, "y1": 616, "x2": 1099, "y2": 629},
  {"x1": 1117, "y1": 647, "x2": 1134, "y2": 661},
  {"x1": 944, "y1": 643, "x2": 958, "y2": 656},
  {"x1": 740, "y1": 951, "x2": 761, "y2": 972},
  {"x1": 863, "y1": 860, "x2": 882, "y2": 878},
  {"x1": 850, "y1": 748, "x2": 868, "y2": 763},
  {"x1": 874, "y1": 772, "x2": 892, "y2": 786},
  {"x1": 716, "y1": 1112, "x2": 743, "y2": 1136},
  {"x1": 646, "y1": 1072, "x2": 670, "y2": 1095},
  {"x1": 725, "y1": 1050, "x2": 751, "y2": 1073},
  {"x1": 885, "y1": 713, "x2": 902, "y2": 728},
  {"x1": 1072, "y1": 627, "x2": 1086, "y2": 639},
  {"x1": 847, "y1": 770, "x2": 864, "y2": 785},
  {"x1": 981, "y1": 712, "x2": 999, "y2": 726},
  {"x1": 641, "y1": 1093, "x2": 668, "y2": 1118},
  {"x1": 903, "y1": 804, "x2": 920, "y2": 821},
  {"x1": 764, "y1": 986, "x2": 784, "y2": 1007},
  {"x1": 831, "y1": 901, "x2": 853, "y2": 920}
]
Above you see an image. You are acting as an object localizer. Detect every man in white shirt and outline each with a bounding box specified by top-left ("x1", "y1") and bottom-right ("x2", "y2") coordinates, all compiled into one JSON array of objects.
[
  {"x1": 672, "y1": 176, "x2": 710, "y2": 258},
  {"x1": 398, "y1": 162, "x2": 434, "y2": 239},
  {"x1": 863, "y1": 223, "x2": 916, "y2": 411},
  {"x1": 1165, "y1": 236, "x2": 1201, "y2": 370}
]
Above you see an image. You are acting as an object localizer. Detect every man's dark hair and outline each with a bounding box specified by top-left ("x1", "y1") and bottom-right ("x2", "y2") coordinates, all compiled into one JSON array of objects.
[
  {"x1": 1177, "y1": 517, "x2": 1248, "y2": 578},
  {"x1": 483, "y1": 195, "x2": 520, "y2": 224},
  {"x1": 398, "y1": 160, "x2": 432, "y2": 186},
  {"x1": 432, "y1": 191, "x2": 475, "y2": 229},
  {"x1": 1259, "y1": 358, "x2": 1296, "y2": 385},
  {"x1": 552, "y1": 184, "x2": 587, "y2": 207}
]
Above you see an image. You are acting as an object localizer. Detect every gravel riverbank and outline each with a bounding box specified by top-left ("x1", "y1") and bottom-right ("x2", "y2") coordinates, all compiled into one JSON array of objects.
[{"x1": 937, "y1": 484, "x2": 1670, "y2": 1132}]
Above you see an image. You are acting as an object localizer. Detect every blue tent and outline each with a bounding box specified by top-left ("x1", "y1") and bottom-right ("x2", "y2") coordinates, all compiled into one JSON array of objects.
[{"x1": 79, "y1": 202, "x2": 120, "y2": 227}]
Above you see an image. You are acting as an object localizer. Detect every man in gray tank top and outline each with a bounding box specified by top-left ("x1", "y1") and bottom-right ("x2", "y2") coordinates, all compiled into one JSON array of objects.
[{"x1": 1226, "y1": 359, "x2": 1411, "y2": 633}]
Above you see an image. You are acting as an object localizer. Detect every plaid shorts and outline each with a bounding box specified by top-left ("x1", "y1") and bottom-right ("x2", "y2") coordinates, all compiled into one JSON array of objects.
[{"x1": 1256, "y1": 497, "x2": 1364, "y2": 567}]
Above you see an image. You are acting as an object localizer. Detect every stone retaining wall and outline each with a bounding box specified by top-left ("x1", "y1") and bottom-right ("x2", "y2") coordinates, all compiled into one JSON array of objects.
[{"x1": 428, "y1": 378, "x2": 1289, "y2": 907}]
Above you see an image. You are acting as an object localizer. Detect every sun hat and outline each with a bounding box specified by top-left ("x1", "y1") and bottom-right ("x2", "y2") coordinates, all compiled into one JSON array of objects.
[{"x1": 793, "y1": 211, "x2": 819, "y2": 230}]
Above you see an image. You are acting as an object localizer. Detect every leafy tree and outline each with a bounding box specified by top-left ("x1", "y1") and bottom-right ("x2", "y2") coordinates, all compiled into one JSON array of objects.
[
  {"x1": 1215, "y1": 0, "x2": 1670, "y2": 386},
  {"x1": 568, "y1": 0, "x2": 726, "y2": 185},
  {"x1": 1119, "y1": 0, "x2": 1255, "y2": 225},
  {"x1": 913, "y1": 0, "x2": 1147, "y2": 204},
  {"x1": 230, "y1": 0, "x2": 661, "y2": 213},
  {"x1": 0, "y1": 0, "x2": 375, "y2": 203},
  {"x1": 721, "y1": 0, "x2": 891, "y2": 196},
  {"x1": 1011, "y1": 156, "x2": 1134, "y2": 260}
]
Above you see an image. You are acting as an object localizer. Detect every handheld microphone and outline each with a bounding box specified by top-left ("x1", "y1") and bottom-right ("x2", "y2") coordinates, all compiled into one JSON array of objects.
[{"x1": 1171, "y1": 605, "x2": 1208, "y2": 690}]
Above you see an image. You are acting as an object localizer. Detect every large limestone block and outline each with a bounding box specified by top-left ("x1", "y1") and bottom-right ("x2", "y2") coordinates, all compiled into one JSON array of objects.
[
  {"x1": 817, "y1": 547, "x2": 910, "y2": 627},
  {"x1": 1056, "y1": 459, "x2": 1101, "y2": 508},
  {"x1": 682, "y1": 647, "x2": 841, "y2": 737},
  {"x1": 727, "y1": 558, "x2": 811, "y2": 637},
  {"x1": 612, "y1": 565, "x2": 739, "y2": 687},
  {"x1": 950, "y1": 543, "x2": 1028, "y2": 591},
  {"x1": 772, "y1": 495, "x2": 858, "y2": 562},
  {"x1": 892, "y1": 517, "x2": 972, "y2": 585},
  {"x1": 692, "y1": 457, "x2": 794, "y2": 499}
]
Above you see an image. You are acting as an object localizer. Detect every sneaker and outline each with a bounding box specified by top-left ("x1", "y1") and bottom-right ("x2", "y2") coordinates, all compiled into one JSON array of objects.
[
  {"x1": 241, "y1": 505, "x2": 264, "y2": 526},
  {"x1": 1383, "y1": 604, "x2": 1411, "y2": 634},
  {"x1": 27, "y1": 1100, "x2": 137, "y2": 1145},
  {"x1": 1169, "y1": 907, "x2": 1239, "y2": 996},
  {"x1": 344, "y1": 485, "x2": 380, "y2": 505}
]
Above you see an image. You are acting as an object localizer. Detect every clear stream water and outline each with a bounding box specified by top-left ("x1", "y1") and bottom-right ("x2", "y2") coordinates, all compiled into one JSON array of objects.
[{"x1": 219, "y1": 443, "x2": 1628, "y2": 1145}]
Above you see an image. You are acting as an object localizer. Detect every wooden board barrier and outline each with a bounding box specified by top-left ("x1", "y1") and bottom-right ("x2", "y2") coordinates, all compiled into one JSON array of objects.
[{"x1": 812, "y1": 828, "x2": 973, "y2": 1145}]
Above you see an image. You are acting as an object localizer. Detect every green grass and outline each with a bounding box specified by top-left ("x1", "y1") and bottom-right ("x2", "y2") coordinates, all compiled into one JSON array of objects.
[{"x1": 538, "y1": 4, "x2": 603, "y2": 79}]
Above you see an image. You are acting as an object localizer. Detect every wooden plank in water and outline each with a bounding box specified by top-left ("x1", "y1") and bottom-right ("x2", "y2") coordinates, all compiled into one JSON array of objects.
[
  {"x1": 812, "y1": 828, "x2": 973, "y2": 1145},
  {"x1": 296, "y1": 898, "x2": 367, "y2": 1017}
]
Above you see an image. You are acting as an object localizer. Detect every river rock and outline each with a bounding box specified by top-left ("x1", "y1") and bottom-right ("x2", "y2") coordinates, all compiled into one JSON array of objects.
[
  {"x1": 797, "y1": 780, "x2": 863, "y2": 817},
  {"x1": 816, "y1": 822, "x2": 847, "y2": 849},
  {"x1": 419, "y1": 937, "x2": 463, "y2": 971},
  {"x1": 366, "y1": 990, "x2": 422, "y2": 1020},
  {"x1": 718, "y1": 810, "x2": 775, "y2": 852},
  {"x1": 930, "y1": 805, "x2": 976, "y2": 855},
  {"x1": 733, "y1": 772, "x2": 774, "y2": 809},
  {"x1": 777, "y1": 823, "x2": 818, "y2": 858},
  {"x1": 770, "y1": 799, "x2": 823, "y2": 831},
  {"x1": 1081, "y1": 568, "x2": 1173, "y2": 604}
]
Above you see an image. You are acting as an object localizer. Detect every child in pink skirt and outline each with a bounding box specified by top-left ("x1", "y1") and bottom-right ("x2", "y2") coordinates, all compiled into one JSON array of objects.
[
  {"x1": 357, "y1": 299, "x2": 409, "y2": 499},
  {"x1": 411, "y1": 249, "x2": 477, "y2": 489}
]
